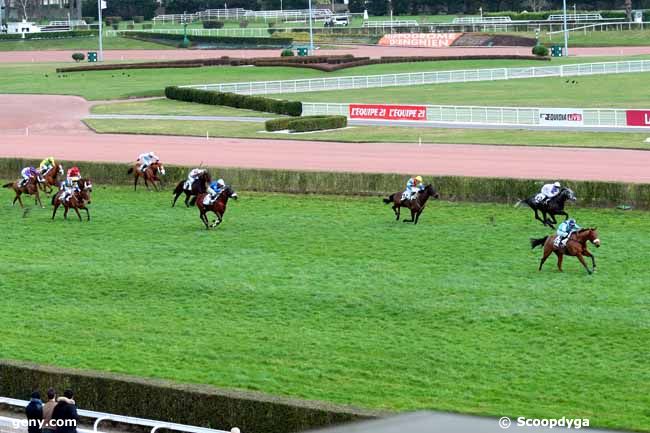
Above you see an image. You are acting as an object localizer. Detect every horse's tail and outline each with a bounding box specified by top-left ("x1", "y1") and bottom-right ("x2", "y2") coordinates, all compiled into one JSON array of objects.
[
  {"x1": 189, "y1": 196, "x2": 198, "y2": 207},
  {"x1": 51, "y1": 193, "x2": 57, "y2": 206},
  {"x1": 127, "y1": 167, "x2": 134, "y2": 175},
  {"x1": 2, "y1": 182, "x2": 13, "y2": 188},
  {"x1": 515, "y1": 198, "x2": 530, "y2": 208},
  {"x1": 383, "y1": 194, "x2": 395, "y2": 204},
  {"x1": 530, "y1": 236, "x2": 548, "y2": 249}
]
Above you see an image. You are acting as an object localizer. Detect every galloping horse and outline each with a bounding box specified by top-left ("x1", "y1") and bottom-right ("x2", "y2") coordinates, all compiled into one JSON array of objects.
[
  {"x1": 383, "y1": 184, "x2": 440, "y2": 225},
  {"x1": 3, "y1": 176, "x2": 43, "y2": 208},
  {"x1": 127, "y1": 161, "x2": 165, "y2": 191},
  {"x1": 172, "y1": 170, "x2": 211, "y2": 208},
  {"x1": 196, "y1": 185, "x2": 238, "y2": 229},
  {"x1": 531, "y1": 228, "x2": 600, "y2": 274},
  {"x1": 52, "y1": 178, "x2": 93, "y2": 221},
  {"x1": 516, "y1": 187, "x2": 576, "y2": 229},
  {"x1": 39, "y1": 163, "x2": 65, "y2": 194}
]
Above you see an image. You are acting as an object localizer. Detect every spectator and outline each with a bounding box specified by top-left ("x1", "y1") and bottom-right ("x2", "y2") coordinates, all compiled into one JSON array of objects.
[
  {"x1": 25, "y1": 391, "x2": 43, "y2": 433},
  {"x1": 42, "y1": 389, "x2": 57, "y2": 433},
  {"x1": 51, "y1": 390, "x2": 78, "y2": 433}
]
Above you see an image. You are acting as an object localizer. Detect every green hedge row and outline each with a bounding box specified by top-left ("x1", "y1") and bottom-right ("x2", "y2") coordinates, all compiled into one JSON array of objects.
[
  {"x1": 125, "y1": 31, "x2": 292, "y2": 47},
  {"x1": 2, "y1": 158, "x2": 650, "y2": 209},
  {"x1": 165, "y1": 86, "x2": 302, "y2": 116},
  {"x1": 266, "y1": 115, "x2": 347, "y2": 132},
  {"x1": 0, "y1": 30, "x2": 98, "y2": 41},
  {"x1": 0, "y1": 360, "x2": 380, "y2": 433},
  {"x1": 485, "y1": 9, "x2": 650, "y2": 21}
]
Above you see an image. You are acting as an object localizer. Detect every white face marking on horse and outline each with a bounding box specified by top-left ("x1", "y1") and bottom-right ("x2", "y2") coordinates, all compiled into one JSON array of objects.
[{"x1": 593, "y1": 238, "x2": 601, "y2": 246}]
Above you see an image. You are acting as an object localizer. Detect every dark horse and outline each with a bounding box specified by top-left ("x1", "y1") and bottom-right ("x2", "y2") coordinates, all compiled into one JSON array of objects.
[
  {"x1": 196, "y1": 185, "x2": 238, "y2": 229},
  {"x1": 531, "y1": 228, "x2": 600, "y2": 275},
  {"x1": 383, "y1": 184, "x2": 440, "y2": 225},
  {"x1": 51, "y1": 178, "x2": 93, "y2": 221},
  {"x1": 172, "y1": 170, "x2": 211, "y2": 208},
  {"x1": 39, "y1": 163, "x2": 64, "y2": 194},
  {"x1": 516, "y1": 187, "x2": 576, "y2": 229},
  {"x1": 3, "y1": 176, "x2": 43, "y2": 208},
  {"x1": 127, "y1": 161, "x2": 166, "y2": 191}
]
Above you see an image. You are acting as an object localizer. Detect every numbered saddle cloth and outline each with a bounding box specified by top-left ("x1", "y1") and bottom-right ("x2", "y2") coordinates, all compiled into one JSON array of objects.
[{"x1": 535, "y1": 193, "x2": 546, "y2": 204}]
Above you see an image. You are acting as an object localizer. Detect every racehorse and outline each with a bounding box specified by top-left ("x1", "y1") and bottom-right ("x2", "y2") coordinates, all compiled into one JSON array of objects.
[
  {"x1": 172, "y1": 170, "x2": 211, "y2": 208},
  {"x1": 127, "y1": 161, "x2": 165, "y2": 191},
  {"x1": 51, "y1": 178, "x2": 93, "y2": 221},
  {"x1": 516, "y1": 187, "x2": 576, "y2": 229},
  {"x1": 196, "y1": 185, "x2": 238, "y2": 229},
  {"x1": 3, "y1": 176, "x2": 43, "y2": 208},
  {"x1": 531, "y1": 228, "x2": 600, "y2": 274},
  {"x1": 383, "y1": 184, "x2": 440, "y2": 225},
  {"x1": 39, "y1": 163, "x2": 64, "y2": 194}
]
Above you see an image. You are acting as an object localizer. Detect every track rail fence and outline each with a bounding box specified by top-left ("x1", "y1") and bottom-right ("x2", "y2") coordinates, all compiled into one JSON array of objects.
[
  {"x1": 181, "y1": 60, "x2": 650, "y2": 96},
  {"x1": 302, "y1": 102, "x2": 636, "y2": 128}
]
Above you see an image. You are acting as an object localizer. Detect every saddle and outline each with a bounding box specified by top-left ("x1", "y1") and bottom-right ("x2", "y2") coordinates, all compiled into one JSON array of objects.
[{"x1": 534, "y1": 193, "x2": 547, "y2": 204}]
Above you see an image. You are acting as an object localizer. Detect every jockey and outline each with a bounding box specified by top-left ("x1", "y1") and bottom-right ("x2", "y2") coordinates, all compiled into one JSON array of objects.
[
  {"x1": 60, "y1": 166, "x2": 81, "y2": 202},
  {"x1": 403, "y1": 176, "x2": 424, "y2": 201},
  {"x1": 39, "y1": 156, "x2": 56, "y2": 175},
  {"x1": 137, "y1": 152, "x2": 159, "y2": 173},
  {"x1": 19, "y1": 166, "x2": 40, "y2": 187},
  {"x1": 206, "y1": 179, "x2": 225, "y2": 204},
  {"x1": 555, "y1": 218, "x2": 581, "y2": 248},
  {"x1": 539, "y1": 181, "x2": 561, "y2": 203},
  {"x1": 185, "y1": 168, "x2": 206, "y2": 190}
]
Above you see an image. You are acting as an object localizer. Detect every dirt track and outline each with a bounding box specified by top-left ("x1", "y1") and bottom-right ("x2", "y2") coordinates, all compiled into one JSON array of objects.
[
  {"x1": 1, "y1": 94, "x2": 650, "y2": 183},
  {"x1": 3, "y1": 45, "x2": 650, "y2": 63}
]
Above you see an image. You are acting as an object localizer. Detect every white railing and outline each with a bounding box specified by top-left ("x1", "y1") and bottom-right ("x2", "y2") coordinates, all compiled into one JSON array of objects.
[
  {"x1": 547, "y1": 20, "x2": 645, "y2": 36},
  {"x1": 301, "y1": 102, "x2": 633, "y2": 128},
  {"x1": 547, "y1": 13, "x2": 604, "y2": 21},
  {"x1": 0, "y1": 398, "x2": 235, "y2": 433},
  {"x1": 452, "y1": 16, "x2": 512, "y2": 24},
  {"x1": 113, "y1": 28, "x2": 270, "y2": 37},
  {"x1": 362, "y1": 20, "x2": 419, "y2": 28},
  {"x1": 182, "y1": 60, "x2": 650, "y2": 96}
]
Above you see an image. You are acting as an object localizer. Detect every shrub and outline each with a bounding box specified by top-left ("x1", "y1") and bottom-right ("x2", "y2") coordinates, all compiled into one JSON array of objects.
[
  {"x1": 265, "y1": 118, "x2": 293, "y2": 132},
  {"x1": 125, "y1": 32, "x2": 292, "y2": 48},
  {"x1": 83, "y1": 16, "x2": 94, "y2": 24},
  {"x1": 133, "y1": 16, "x2": 144, "y2": 23},
  {"x1": 71, "y1": 52, "x2": 85, "y2": 62},
  {"x1": 112, "y1": 24, "x2": 119, "y2": 30},
  {"x1": 203, "y1": 20, "x2": 224, "y2": 29},
  {"x1": 281, "y1": 49, "x2": 294, "y2": 57},
  {"x1": 532, "y1": 45, "x2": 549, "y2": 57},
  {"x1": 165, "y1": 86, "x2": 302, "y2": 116},
  {"x1": 239, "y1": 20, "x2": 249, "y2": 28},
  {"x1": 142, "y1": 23, "x2": 153, "y2": 29},
  {"x1": 105, "y1": 16, "x2": 122, "y2": 25},
  {"x1": 286, "y1": 115, "x2": 347, "y2": 133},
  {"x1": 127, "y1": 24, "x2": 135, "y2": 30}
]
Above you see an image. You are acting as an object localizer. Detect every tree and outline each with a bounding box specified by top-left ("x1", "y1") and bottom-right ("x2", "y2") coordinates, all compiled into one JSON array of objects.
[
  {"x1": 624, "y1": 0, "x2": 632, "y2": 21},
  {"x1": 15, "y1": 0, "x2": 37, "y2": 20},
  {"x1": 522, "y1": 0, "x2": 549, "y2": 12}
]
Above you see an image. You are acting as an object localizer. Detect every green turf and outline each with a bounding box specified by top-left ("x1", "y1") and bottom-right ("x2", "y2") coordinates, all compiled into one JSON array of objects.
[
  {"x1": 0, "y1": 56, "x2": 643, "y2": 101},
  {"x1": 84, "y1": 118, "x2": 650, "y2": 150},
  {"x1": 90, "y1": 98, "x2": 281, "y2": 117},
  {"x1": 0, "y1": 36, "x2": 172, "y2": 51},
  {"x1": 0, "y1": 188, "x2": 648, "y2": 431}
]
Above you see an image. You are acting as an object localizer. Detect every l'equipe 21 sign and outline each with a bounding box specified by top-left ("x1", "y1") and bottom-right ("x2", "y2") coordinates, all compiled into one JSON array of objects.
[
  {"x1": 349, "y1": 104, "x2": 427, "y2": 121},
  {"x1": 626, "y1": 110, "x2": 650, "y2": 127},
  {"x1": 538, "y1": 109, "x2": 584, "y2": 126}
]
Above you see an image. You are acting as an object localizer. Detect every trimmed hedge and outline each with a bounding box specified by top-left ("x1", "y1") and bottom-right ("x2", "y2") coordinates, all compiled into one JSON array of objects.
[
  {"x1": 485, "y1": 9, "x2": 650, "y2": 21},
  {"x1": 0, "y1": 360, "x2": 381, "y2": 433},
  {"x1": 265, "y1": 115, "x2": 347, "y2": 133},
  {"x1": 0, "y1": 30, "x2": 98, "y2": 41},
  {"x1": 165, "y1": 86, "x2": 302, "y2": 116},
  {"x1": 203, "y1": 20, "x2": 225, "y2": 29},
  {"x1": 124, "y1": 31, "x2": 292, "y2": 48},
  {"x1": 2, "y1": 157, "x2": 650, "y2": 208},
  {"x1": 532, "y1": 45, "x2": 549, "y2": 56}
]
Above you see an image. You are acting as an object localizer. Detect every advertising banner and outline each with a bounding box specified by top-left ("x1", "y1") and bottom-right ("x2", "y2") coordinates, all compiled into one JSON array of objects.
[
  {"x1": 538, "y1": 109, "x2": 584, "y2": 126},
  {"x1": 378, "y1": 33, "x2": 462, "y2": 48},
  {"x1": 626, "y1": 110, "x2": 650, "y2": 127},
  {"x1": 349, "y1": 104, "x2": 427, "y2": 121}
]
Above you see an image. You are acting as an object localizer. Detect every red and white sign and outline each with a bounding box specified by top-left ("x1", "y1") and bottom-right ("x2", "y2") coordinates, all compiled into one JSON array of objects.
[
  {"x1": 626, "y1": 110, "x2": 650, "y2": 127},
  {"x1": 349, "y1": 104, "x2": 427, "y2": 121},
  {"x1": 538, "y1": 109, "x2": 584, "y2": 126},
  {"x1": 378, "y1": 33, "x2": 462, "y2": 48}
]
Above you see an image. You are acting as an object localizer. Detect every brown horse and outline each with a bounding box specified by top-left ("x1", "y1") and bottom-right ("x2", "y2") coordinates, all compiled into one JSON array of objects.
[
  {"x1": 383, "y1": 184, "x2": 440, "y2": 224},
  {"x1": 3, "y1": 176, "x2": 43, "y2": 208},
  {"x1": 531, "y1": 228, "x2": 601, "y2": 274},
  {"x1": 196, "y1": 185, "x2": 238, "y2": 229},
  {"x1": 127, "y1": 161, "x2": 166, "y2": 191},
  {"x1": 51, "y1": 178, "x2": 93, "y2": 221},
  {"x1": 39, "y1": 163, "x2": 65, "y2": 194}
]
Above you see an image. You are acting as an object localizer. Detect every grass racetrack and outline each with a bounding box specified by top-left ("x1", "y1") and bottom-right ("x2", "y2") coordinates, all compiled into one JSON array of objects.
[{"x1": 1, "y1": 186, "x2": 648, "y2": 431}]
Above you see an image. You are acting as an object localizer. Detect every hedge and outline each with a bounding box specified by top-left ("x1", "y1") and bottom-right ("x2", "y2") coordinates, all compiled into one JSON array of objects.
[
  {"x1": 0, "y1": 30, "x2": 97, "y2": 41},
  {"x1": 485, "y1": 9, "x2": 650, "y2": 21},
  {"x1": 0, "y1": 360, "x2": 381, "y2": 433},
  {"x1": 165, "y1": 86, "x2": 302, "y2": 116},
  {"x1": 124, "y1": 32, "x2": 292, "y2": 48},
  {"x1": 265, "y1": 115, "x2": 347, "y2": 133},
  {"x1": 2, "y1": 158, "x2": 650, "y2": 209}
]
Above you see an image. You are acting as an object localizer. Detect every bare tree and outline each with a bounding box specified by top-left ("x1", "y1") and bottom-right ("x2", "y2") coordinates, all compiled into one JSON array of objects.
[
  {"x1": 14, "y1": 0, "x2": 36, "y2": 20},
  {"x1": 522, "y1": 0, "x2": 549, "y2": 12},
  {"x1": 624, "y1": 0, "x2": 632, "y2": 21}
]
